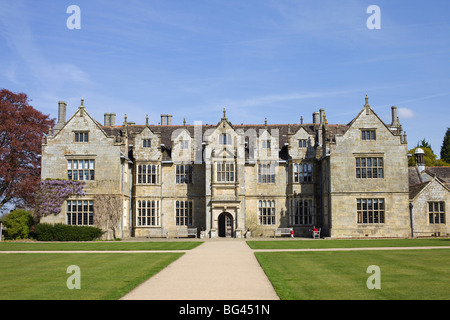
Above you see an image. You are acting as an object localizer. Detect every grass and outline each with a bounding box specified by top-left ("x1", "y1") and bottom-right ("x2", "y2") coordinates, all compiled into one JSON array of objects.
[
  {"x1": 0, "y1": 241, "x2": 203, "y2": 251},
  {"x1": 255, "y1": 249, "x2": 450, "y2": 300},
  {"x1": 0, "y1": 253, "x2": 183, "y2": 300},
  {"x1": 247, "y1": 238, "x2": 450, "y2": 250}
]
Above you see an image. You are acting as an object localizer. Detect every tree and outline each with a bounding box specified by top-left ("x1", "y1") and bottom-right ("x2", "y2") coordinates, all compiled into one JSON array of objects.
[
  {"x1": 416, "y1": 138, "x2": 434, "y2": 153},
  {"x1": 408, "y1": 146, "x2": 449, "y2": 167},
  {"x1": 3, "y1": 209, "x2": 34, "y2": 240},
  {"x1": 441, "y1": 128, "x2": 450, "y2": 164},
  {"x1": 0, "y1": 89, "x2": 55, "y2": 212}
]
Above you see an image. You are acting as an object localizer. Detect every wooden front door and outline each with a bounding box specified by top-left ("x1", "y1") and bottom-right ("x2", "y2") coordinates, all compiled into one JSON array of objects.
[{"x1": 218, "y1": 212, "x2": 233, "y2": 237}]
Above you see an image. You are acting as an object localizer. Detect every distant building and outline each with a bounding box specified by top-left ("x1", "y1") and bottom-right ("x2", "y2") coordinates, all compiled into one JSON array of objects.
[
  {"x1": 40, "y1": 96, "x2": 447, "y2": 238},
  {"x1": 409, "y1": 149, "x2": 450, "y2": 237}
]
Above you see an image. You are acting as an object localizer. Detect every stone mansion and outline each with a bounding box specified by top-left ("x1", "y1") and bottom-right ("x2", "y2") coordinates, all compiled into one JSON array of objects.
[{"x1": 40, "y1": 96, "x2": 450, "y2": 239}]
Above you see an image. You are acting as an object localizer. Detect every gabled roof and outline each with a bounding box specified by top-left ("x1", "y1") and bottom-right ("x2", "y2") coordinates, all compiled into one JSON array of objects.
[
  {"x1": 52, "y1": 105, "x2": 111, "y2": 140},
  {"x1": 409, "y1": 181, "x2": 430, "y2": 200},
  {"x1": 409, "y1": 176, "x2": 450, "y2": 201},
  {"x1": 345, "y1": 96, "x2": 402, "y2": 140}
]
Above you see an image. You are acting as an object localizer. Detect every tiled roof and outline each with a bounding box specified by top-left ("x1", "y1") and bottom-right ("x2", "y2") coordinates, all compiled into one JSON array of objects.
[
  {"x1": 424, "y1": 167, "x2": 450, "y2": 183},
  {"x1": 409, "y1": 181, "x2": 430, "y2": 200},
  {"x1": 101, "y1": 122, "x2": 350, "y2": 162},
  {"x1": 408, "y1": 167, "x2": 421, "y2": 185}
]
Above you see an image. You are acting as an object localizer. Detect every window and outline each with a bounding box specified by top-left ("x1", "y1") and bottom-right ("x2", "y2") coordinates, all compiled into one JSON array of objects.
[
  {"x1": 428, "y1": 202, "x2": 445, "y2": 224},
  {"x1": 67, "y1": 160, "x2": 95, "y2": 181},
  {"x1": 217, "y1": 162, "x2": 235, "y2": 182},
  {"x1": 356, "y1": 157, "x2": 384, "y2": 179},
  {"x1": 259, "y1": 200, "x2": 275, "y2": 225},
  {"x1": 219, "y1": 133, "x2": 231, "y2": 145},
  {"x1": 143, "y1": 139, "x2": 151, "y2": 148},
  {"x1": 180, "y1": 140, "x2": 189, "y2": 149},
  {"x1": 262, "y1": 140, "x2": 271, "y2": 149},
  {"x1": 291, "y1": 198, "x2": 314, "y2": 225},
  {"x1": 293, "y1": 163, "x2": 313, "y2": 183},
  {"x1": 176, "y1": 200, "x2": 193, "y2": 226},
  {"x1": 361, "y1": 130, "x2": 376, "y2": 141},
  {"x1": 137, "y1": 164, "x2": 159, "y2": 184},
  {"x1": 74, "y1": 132, "x2": 89, "y2": 142},
  {"x1": 258, "y1": 163, "x2": 275, "y2": 183},
  {"x1": 137, "y1": 200, "x2": 160, "y2": 226},
  {"x1": 357, "y1": 198, "x2": 385, "y2": 224},
  {"x1": 176, "y1": 164, "x2": 193, "y2": 184},
  {"x1": 298, "y1": 139, "x2": 307, "y2": 148},
  {"x1": 67, "y1": 200, "x2": 93, "y2": 225}
]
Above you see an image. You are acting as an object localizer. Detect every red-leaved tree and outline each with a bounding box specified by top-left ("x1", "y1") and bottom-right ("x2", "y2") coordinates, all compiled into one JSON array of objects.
[{"x1": 0, "y1": 89, "x2": 55, "y2": 212}]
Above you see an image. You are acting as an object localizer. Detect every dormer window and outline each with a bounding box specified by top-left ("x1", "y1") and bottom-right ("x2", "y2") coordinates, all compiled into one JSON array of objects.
[
  {"x1": 74, "y1": 131, "x2": 88, "y2": 143},
  {"x1": 361, "y1": 130, "x2": 376, "y2": 141},
  {"x1": 180, "y1": 140, "x2": 189, "y2": 149},
  {"x1": 298, "y1": 139, "x2": 307, "y2": 148},
  {"x1": 143, "y1": 139, "x2": 151, "y2": 148},
  {"x1": 262, "y1": 140, "x2": 271, "y2": 149}
]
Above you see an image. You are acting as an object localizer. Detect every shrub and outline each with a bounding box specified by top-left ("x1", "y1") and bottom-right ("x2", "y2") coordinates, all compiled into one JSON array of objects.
[
  {"x1": 3, "y1": 209, "x2": 34, "y2": 240},
  {"x1": 35, "y1": 223, "x2": 104, "y2": 241}
]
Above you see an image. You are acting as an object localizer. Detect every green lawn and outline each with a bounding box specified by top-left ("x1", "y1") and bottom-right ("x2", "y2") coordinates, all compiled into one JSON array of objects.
[
  {"x1": 0, "y1": 241, "x2": 203, "y2": 251},
  {"x1": 0, "y1": 253, "x2": 182, "y2": 300},
  {"x1": 247, "y1": 238, "x2": 450, "y2": 250},
  {"x1": 255, "y1": 249, "x2": 450, "y2": 300}
]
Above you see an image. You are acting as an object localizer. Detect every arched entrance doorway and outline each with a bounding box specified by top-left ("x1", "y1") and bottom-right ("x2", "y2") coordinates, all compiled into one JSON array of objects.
[{"x1": 218, "y1": 212, "x2": 233, "y2": 237}]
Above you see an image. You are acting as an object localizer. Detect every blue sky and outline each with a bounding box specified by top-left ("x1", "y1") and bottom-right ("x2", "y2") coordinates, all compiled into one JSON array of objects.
[{"x1": 1, "y1": 0, "x2": 449, "y2": 155}]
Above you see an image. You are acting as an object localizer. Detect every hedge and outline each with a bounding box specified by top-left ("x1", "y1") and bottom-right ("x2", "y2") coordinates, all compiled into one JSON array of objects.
[{"x1": 35, "y1": 223, "x2": 104, "y2": 241}]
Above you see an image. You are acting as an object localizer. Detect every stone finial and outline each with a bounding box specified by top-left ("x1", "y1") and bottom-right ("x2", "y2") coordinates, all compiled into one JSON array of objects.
[
  {"x1": 365, "y1": 94, "x2": 369, "y2": 106},
  {"x1": 222, "y1": 107, "x2": 227, "y2": 120},
  {"x1": 264, "y1": 117, "x2": 267, "y2": 128},
  {"x1": 79, "y1": 98, "x2": 85, "y2": 116},
  {"x1": 300, "y1": 116, "x2": 303, "y2": 125},
  {"x1": 146, "y1": 114, "x2": 149, "y2": 126},
  {"x1": 183, "y1": 118, "x2": 186, "y2": 126}
]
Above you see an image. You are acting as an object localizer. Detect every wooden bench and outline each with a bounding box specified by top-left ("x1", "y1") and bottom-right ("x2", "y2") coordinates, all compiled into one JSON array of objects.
[
  {"x1": 177, "y1": 228, "x2": 198, "y2": 238},
  {"x1": 148, "y1": 228, "x2": 169, "y2": 239},
  {"x1": 273, "y1": 228, "x2": 294, "y2": 238}
]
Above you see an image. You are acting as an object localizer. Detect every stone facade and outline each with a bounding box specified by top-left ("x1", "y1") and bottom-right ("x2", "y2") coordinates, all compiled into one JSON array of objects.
[
  {"x1": 409, "y1": 155, "x2": 450, "y2": 237},
  {"x1": 410, "y1": 178, "x2": 450, "y2": 237},
  {"x1": 41, "y1": 96, "x2": 433, "y2": 239}
]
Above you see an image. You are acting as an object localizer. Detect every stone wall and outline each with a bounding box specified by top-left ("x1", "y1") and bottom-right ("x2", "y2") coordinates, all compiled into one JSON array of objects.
[{"x1": 411, "y1": 179, "x2": 450, "y2": 237}]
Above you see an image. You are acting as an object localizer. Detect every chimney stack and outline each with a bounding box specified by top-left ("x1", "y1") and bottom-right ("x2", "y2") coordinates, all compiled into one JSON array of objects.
[
  {"x1": 53, "y1": 101, "x2": 67, "y2": 134},
  {"x1": 110, "y1": 113, "x2": 116, "y2": 126},
  {"x1": 161, "y1": 114, "x2": 167, "y2": 125},
  {"x1": 167, "y1": 114, "x2": 172, "y2": 125},
  {"x1": 319, "y1": 108, "x2": 325, "y2": 124},
  {"x1": 391, "y1": 106, "x2": 400, "y2": 126},
  {"x1": 57, "y1": 101, "x2": 67, "y2": 125},
  {"x1": 104, "y1": 113, "x2": 110, "y2": 126},
  {"x1": 313, "y1": 112, "x2": 319, "y2": 124}
]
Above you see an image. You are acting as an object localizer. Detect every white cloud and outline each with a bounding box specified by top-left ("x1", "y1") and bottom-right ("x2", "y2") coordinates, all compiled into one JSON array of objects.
[{"x1": 398, "y1": 107, "x2": 416, "y2": 119}]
